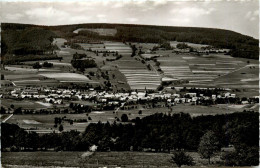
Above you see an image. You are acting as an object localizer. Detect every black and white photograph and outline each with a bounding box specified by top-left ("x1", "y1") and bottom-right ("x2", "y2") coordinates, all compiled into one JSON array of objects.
[{"x1": 0, "y1": 0, "x2": 259, "y2": 167}]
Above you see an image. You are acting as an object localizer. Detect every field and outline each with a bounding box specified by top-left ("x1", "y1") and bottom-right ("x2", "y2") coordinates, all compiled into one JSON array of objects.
[
  {"x1": 2, "y1": 99, "x2": 54, "y2": 110},
  {"x1": 77, "y1": 42, "x2": 132, "y2": 54},
  {"x1": 50, "y1": 40, "x2": 260, "y2": 94},
  {"x1": 5, "y1": 103, "x2": 249, "y2": 132},
  {"x1": 170, "y1": 41, "x2": 209, "y2": 49},
  {"x1": 1, "y1": 151, "x2": 236, "y2": 168},
  {"x1": 1, "y1": 38, "x2": 102, "y2": 87},
  {"x1": 38, "y1": 73, "x2": 94, "y2": 83},
  {"x1": 77, "y1": 41, "x2": 161, "y2": 90},
  {"x1": 2, "y1": 68, "x2": 60, "y2": 87},
  {"x1": 153, "y1": 50, "x2": 258, "y2": 93},
  {"x1": 116, "y1": 58, "x2": 161, "y2": 90},
  {"x1": 73, "y1": 28, "x2": 117, "y2": 36}
]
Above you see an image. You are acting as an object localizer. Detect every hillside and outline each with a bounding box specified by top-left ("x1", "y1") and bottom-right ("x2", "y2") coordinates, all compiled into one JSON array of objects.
[
  {"x1": 1, "y1": 23, "x2": 57, "y2": 56},
  {"x1": 1, "y1": 23, "x2": 259, "y2": 59}
]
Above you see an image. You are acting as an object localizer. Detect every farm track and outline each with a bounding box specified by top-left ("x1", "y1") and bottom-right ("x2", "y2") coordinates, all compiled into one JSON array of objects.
[{"x1": 2, "y1": 114, "x2": 13, "y2": 123}]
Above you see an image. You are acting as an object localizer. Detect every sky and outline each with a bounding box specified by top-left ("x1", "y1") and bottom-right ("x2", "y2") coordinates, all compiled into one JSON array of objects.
[{"x1": 0, "y1": 0, "x2": 259, "y2": 39}]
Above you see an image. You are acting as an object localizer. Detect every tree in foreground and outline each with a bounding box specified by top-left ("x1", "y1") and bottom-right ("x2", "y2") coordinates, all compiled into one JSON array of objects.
[
  {"x1": 198, "y1": 130, "x2": 220, "y2": 164},
  {"x1": 170, "y1": 150, "x2": 194, "y2": 167},
  {"x1": 121, "y1": 114, "x2": 128, "y2": 122}
]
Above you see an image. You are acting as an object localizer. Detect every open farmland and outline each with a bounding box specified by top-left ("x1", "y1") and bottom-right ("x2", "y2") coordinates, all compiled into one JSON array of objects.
[
  {"x1": 213, "y1": 64, "x2": 259, "y2": 89},
  {"x1": 77, "y1": 43, "x2": 106, "y2": 52},
  {"x1": 104, "y1": 42, "x2": 132, "y2": 54},
  {"x1": 115, "y1": 58, "x2": 161, "y2": 90},
  {"x1": 2, "y1": 151, "x2": 237, "y2": 168},
  {"x1": 77, "y1": 42, "x2": 132, "y2": 54},
  {"x1": 2, "y1": 69, "x2": 60, "y2": 87},
  {"x1": 38, "y1": 72, "x2": 96, "y2": 83},
  {"x1": 6, "y1": 111, "x2": 120, "y2": 132},
  {"x1": 78, "y1": 41, "x2": 161, "y2": 90},
  {"x1": 170, "y1": 41, "x2": 209, "y2": 49},
  {"x1": 53, "y1": 38, "x2": 88, "y2": 63},
  {"x1": 5, "y1": 103, "x2": 247, "y2": 133},
  {"x1": 2, "y1": 99, "x2": 53, "y2": 110},
  {"x1": 2, "y1": 38, "x2": 101, "y2": 87},
  {"x1": 155, "y1": 51, "x2": 258, "y2": 91},
  {"x1": 2, "y1": 68, "x2": 99, "y2": 86}
]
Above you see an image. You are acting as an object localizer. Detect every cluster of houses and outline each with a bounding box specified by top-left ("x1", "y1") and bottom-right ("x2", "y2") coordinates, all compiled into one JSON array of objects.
[
  {"x1": 5, "y1": 86, "x2": 259, "y2": 111},
  {"x1": 173, "y1": 48, "x2": 230, "y2": 54}
]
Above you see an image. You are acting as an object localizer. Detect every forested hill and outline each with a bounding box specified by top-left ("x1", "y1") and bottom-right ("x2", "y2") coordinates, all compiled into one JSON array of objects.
[
  {"x1": 1, "y1": 23, "x2": 57, "y2": 57},
  {"x1": 1, "y1": 23, "x2": 259, "y2": 59}
]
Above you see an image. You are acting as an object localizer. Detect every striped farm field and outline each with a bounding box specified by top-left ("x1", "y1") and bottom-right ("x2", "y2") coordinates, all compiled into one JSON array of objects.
[
  {"x1": 156, "y1": 52, "x2": 256, "y2": 88},
  {"x1": 116, "y1": 57, "x2": 161, "y2": 90},
  {"x1": 38, "y1": 72, "x2": 98, "y2": 84},
  {"x1": 77, "y1": 43, "x2": 106, "y2": 52},
  {"x1": 104, "y1": 42, "x2": 132, "y2": 54},
  {"x1": 78, "y1": 42, "x2": 132, "y2": 54}
]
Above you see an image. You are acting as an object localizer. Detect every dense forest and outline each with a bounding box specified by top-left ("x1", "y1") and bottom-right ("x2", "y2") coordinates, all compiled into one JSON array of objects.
[
  {"x1": 1, "y1": 24, "x2": 56, "y2": 55},
  {"x1": 2, "y1": 111, "x2": 258, "y2": 166},
  {"x1": 1, "y1": 23, "x2": 259, "y2": 59}
]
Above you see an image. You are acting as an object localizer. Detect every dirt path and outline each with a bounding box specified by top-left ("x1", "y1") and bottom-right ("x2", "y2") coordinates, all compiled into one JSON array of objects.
[{"x1": 2, "y1": 114, "x2": 13, "y2": 123}]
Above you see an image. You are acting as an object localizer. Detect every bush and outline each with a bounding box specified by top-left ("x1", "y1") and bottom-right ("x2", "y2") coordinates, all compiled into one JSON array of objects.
[
  {"x1": 42, "y1": 61, "x2": 53, "y2": 67},
  {"x1": 171, "y1": 150, "x2": 194, "y2": 167},
  {"x1": 71, "y1": 59, "x2": 97, "y2": 70},
  {"x1": 121, "y1": 114, "x2": 128, "y2": 122},
  {"x1": 32, "y1": 62, "x2": 42, "y2": 69},
  {"x1": 138, "y1": 110, "x2": 142, "y2": 115},
  {"x1": 221, "y1": 145, "x2": 259, "y2": 166}
]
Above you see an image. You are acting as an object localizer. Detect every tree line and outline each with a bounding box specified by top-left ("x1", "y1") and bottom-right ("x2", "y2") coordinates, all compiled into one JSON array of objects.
[{"x1": 2, "y1": 111, "x2": 258, "y2": 166}]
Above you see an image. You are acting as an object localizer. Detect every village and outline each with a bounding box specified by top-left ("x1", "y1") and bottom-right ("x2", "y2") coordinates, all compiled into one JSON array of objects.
[{"x1": 2, "y1": 85, "x2": 259, "y2": 115}]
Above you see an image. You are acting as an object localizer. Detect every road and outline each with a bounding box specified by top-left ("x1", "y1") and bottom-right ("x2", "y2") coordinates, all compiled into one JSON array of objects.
[{"x1": 2, "y1": 114, "x2": 13, "y2": 123}]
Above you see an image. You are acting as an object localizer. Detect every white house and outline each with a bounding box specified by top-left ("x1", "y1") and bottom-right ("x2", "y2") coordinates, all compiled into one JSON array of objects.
[
  {"x1": 230, "y1": 94, "x2": 236, "y2": 98},
  {"x1": 224, "y1": 92, "x2": 231, "y2": 98},
  {"x1": 185, "y1": 93, "x2": 197, "y2": 97}
]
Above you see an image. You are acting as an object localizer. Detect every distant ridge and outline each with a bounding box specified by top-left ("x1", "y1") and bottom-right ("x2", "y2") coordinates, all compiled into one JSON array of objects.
[{"x1": 1, "y1": 23, "x2": 259, "y2": 59}]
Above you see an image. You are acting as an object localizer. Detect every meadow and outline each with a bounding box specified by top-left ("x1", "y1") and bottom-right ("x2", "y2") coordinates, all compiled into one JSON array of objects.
[
  {"x1": 38, "y1": 73, "x2": 92, "y2": 83},
  {"x1": 2, "y1": 99, "x2": 53, "y2": 110},
  {"x1": 4, "y1": 102, "x2": 248, "y2": 133},
  {"x1": 2, "y1": 151, "x2": 228, "y2": 168},
  {"x1": 73, "y1": 28, "x2": 117, "y2": 36}
]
